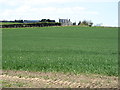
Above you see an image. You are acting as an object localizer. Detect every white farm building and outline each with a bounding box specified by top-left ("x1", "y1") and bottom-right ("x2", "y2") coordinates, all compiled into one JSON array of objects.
[{"x1": 59, "y1": 19, "x2": 73, "y2": 26}]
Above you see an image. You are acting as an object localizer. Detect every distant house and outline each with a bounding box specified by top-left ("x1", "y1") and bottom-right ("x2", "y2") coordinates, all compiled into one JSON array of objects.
[
  {"x1": 59, "y1": 19, "x2": 73, "y2": 26},
  {"x1": 23, "y1": 20, "x2": 40, "y2": 23}
]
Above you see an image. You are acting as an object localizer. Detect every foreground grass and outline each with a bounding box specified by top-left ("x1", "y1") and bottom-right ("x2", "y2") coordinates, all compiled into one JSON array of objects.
[{"x1": 2, "y1": 26, "x2": 118, "y2": 76}]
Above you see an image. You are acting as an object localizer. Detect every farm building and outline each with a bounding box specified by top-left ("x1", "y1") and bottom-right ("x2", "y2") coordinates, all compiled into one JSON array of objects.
[
  {"x1": 23, "y1": 20, "x2": 40, "y2": 23},
  {"x1": 59, "y1": 19, "x2": 73, "y2": 26}
]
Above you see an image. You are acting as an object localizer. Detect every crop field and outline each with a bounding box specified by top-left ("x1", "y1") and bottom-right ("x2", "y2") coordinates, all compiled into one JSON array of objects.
[
  {"x1": 2, "y1": 26, "x2": 118, "y2": 76},
  {"x1": 1, "y1": 22, "x2": 23, "y2": 25}
]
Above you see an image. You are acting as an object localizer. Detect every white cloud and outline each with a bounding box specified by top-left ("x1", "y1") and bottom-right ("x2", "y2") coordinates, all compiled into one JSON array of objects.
[
  {"x1": 0, "y1": 0, "x2": 119, "y2": 7},
  {"x1": 1, "y1": 5, "x2": 99, "y2": 21},
  {"x1": 0, "y1": 0, "x2": 117, "y2": 26}
]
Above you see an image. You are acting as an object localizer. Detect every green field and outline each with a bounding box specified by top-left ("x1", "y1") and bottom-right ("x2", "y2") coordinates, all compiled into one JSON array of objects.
[
  {"x1": 2, "y1": 26, "x2": 118, "y2": 76},
  {"x1": 1, "y1": 22, "x2": 23, "y2": 25}
]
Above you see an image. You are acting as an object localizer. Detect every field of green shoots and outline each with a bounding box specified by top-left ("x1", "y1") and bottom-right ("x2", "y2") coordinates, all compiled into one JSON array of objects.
[
  {"x1": 2, "y1": 26, "x2": 118, "y2": 76},
  {"x1": 1, "y1": 22, "x2": 23, "y2": 25}
]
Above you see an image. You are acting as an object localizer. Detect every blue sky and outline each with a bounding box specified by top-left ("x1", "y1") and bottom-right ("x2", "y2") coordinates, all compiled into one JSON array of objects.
[{"x1": 0, "y1": 0, "x2": 119, "y2": 27}]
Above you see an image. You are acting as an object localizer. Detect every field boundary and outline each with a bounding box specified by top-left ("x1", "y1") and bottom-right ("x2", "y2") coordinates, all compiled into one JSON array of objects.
[
  {"x1": 1, "y1": 22, "x2": 61, "y2": 28},
  {"x1": 1, "y1": 70, "x2": 118, "y2": 88}
]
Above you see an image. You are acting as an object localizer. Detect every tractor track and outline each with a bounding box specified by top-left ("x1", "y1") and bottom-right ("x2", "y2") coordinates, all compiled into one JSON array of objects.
[{"x1": 1, "y1": 70, "x2": 118, "y2": 88}]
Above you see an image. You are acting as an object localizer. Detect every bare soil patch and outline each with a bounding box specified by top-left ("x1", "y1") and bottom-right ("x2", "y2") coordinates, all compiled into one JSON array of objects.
[{"x1": 1, "y1": 70, "x2": 118, "y2": 88}]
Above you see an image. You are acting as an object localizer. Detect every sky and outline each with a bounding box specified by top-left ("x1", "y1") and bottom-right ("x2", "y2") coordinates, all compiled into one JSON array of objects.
[{"x1": 0, "y1": 0, "x2": 119, "y2": 27}]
